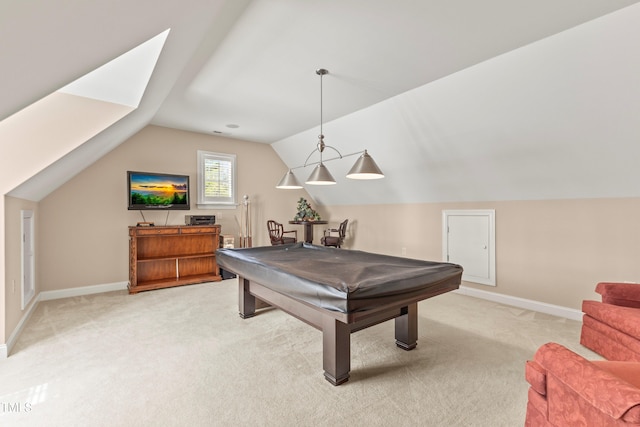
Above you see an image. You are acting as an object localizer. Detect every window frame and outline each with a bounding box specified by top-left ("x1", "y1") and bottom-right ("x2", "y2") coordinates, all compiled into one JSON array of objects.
[{"x1": 196, "y1": 150, "x2": 237, "y2": 208}]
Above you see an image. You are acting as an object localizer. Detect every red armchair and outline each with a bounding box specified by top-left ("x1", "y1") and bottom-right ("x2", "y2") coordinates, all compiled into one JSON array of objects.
[
  {"x1": 525, "y1": 342, "x2": 640, "y2": 426},
  {"x1": 581, "y1": 282, "x2": 640, "y2": 361}
]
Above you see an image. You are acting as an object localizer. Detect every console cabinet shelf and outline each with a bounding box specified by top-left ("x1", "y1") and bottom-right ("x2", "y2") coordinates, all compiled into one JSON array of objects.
[{"x1": 128, "y1": 225, "x2": 222, "y2": 294}]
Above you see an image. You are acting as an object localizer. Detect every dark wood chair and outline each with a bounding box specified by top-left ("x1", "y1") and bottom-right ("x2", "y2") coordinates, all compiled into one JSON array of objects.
[
  {"x1": 321, "y1": 219, "x2": 348, "y2": 248},
  {"x1": 267, "y1": 220, "x2": 297, "y2": 245}
]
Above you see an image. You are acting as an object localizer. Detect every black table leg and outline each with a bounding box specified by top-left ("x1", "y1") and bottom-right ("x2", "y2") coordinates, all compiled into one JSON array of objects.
[
  {"x1": 304, "y1": 223, "x2": 313, "y2": 243},
  {"x1": 322, "y1": 316, "x2": 351, "y2": 385},
  {"x1": 238, "y1": 276, "x2": 256, "y2": 319},
  {"x1": 395, "y1": 303, "x2": 418, "y2": 350}
]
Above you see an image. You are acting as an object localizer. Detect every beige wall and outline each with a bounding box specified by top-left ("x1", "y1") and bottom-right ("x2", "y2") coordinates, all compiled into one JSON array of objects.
[
  {"x1": 4, "y1": 196, "x2": 38, "y2": 339},
  {"x1": 0, "y1": 93, "x2": 133, "y2": 194},
  {"x1": 0, "y1": 197, "x2": 4, "y2": 345},
  {"x1": 36, "y1": 125, "x2": 309, "y2": 292},
  {"x1": 7, "y1": 123, "x2": 640, "y2": 342},
  {"x1": 1, "y1": 94, "x2": 131, "y2": 344},
  {"x1": 323, "y1": 198, "x2": 640, "y2": 310}
]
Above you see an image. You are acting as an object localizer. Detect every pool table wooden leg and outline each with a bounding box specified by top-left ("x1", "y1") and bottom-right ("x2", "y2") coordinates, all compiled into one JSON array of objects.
[
  {"x1": 322, "y1": 316, "x2": 351, "y2": 386},
  {"x1": 238, "y1": 276, "x2": 256, "y2": 319},
  {"x1": 395, "y1": 303, "x2": 418, "y2": 350}
]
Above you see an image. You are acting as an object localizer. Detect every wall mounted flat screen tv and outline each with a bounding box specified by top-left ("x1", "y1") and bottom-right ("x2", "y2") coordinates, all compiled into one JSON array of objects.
[{"x1": 127, "y1": 171, "x2": 190, "y2": 210}]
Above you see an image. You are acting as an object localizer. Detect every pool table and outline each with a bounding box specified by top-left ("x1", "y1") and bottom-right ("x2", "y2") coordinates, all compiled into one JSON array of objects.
[{"x1": 216, "y1": 243, "x2": 463, "y2": 385}]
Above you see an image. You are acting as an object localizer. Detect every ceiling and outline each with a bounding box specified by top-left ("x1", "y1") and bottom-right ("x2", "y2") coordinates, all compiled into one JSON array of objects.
[{"x1": 2, "y1": 0, "x2": 640, "y2": 205}]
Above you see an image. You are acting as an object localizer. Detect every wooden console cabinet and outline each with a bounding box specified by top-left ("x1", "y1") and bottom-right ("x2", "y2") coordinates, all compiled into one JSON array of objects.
[{"x1": 128, "y1": 225, "x2": 222, "y2": 294}]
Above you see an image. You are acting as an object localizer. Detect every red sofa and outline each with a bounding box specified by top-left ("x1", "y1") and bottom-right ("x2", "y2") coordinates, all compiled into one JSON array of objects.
[
  {"x1": 581, "y1": 282, "x2": 640, "y2": 361},
  {"x1": 525, "y1": 342, "x2": 640, "y2": 426}
]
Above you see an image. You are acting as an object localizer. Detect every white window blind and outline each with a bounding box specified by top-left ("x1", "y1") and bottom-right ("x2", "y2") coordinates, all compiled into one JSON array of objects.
[{"x1": 197, "y1": 150, "x2": 237, "y2": 207}]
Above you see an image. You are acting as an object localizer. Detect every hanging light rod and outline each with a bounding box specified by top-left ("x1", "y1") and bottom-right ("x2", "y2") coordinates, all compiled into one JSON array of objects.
[
  {"x1": 306, "y1": 69, "x2": 335, "y2": 186},
  {"x1": 276, "y1": 68, "x2": 385, "y2": 189}
]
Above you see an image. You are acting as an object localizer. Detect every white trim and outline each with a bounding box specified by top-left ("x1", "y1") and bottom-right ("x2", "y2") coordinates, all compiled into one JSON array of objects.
[
  {"x1": 196, "y1": 204, "x2": 238, "y2": 210},
  {"x1": 455, "y1": 285, "x2": 583, "y2": 321},
  {"x1": 3, "y1": 293, "x2": 41, "y2": 359},
  {"x1": 442, "y1": 209, "x2": 496, "y2": 286},
  {"x1": 39, "y1": 281, "x2": 128, "y2": 301},
  {"x1": 21, "y1": 209, "x2": 35, "y2": 310},
  {"x1": 1, "y1": 281, "x2": 128, "y2": 359},
  {"x1": 197, "y1": 150, "x2": 237, "y2": 207}
]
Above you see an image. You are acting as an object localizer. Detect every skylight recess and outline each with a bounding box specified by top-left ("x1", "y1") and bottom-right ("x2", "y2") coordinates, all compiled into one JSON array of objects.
[{"x1": 58, "y1": 29, "x2": 170, "y2": 108}]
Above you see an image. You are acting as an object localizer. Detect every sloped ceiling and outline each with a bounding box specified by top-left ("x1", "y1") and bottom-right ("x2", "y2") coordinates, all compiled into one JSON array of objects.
[
  {"x1": 2, "y1": 0, "x2": 639, "y2": 204},
  {"x1": 274, "y1": 3, "x2": 640, "y2": 205}
]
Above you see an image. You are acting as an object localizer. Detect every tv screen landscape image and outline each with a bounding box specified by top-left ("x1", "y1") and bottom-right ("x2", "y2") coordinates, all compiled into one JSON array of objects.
[{"x1": 127, "y1": 171, "x2": 190, "y2": 210}]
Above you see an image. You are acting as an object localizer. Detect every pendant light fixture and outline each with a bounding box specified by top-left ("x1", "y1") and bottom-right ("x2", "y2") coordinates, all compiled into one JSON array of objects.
[
  {"x1": 306, "y1": 69, "x2": 336, "y2": 185},
  {"x1": 346, "y1": 150, "x2": 385, "y2": 179},
  {"x1": 276, "y1": 68, "x2": 384, "y2": 189},
  {"x1": 276, "y1": 169, "x2": 302, "y2": 189}
]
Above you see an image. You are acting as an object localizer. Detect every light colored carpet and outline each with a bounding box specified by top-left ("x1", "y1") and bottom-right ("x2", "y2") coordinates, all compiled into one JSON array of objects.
[{"x1": 0, "y1": 279, "x2": 598, "y2": 426}]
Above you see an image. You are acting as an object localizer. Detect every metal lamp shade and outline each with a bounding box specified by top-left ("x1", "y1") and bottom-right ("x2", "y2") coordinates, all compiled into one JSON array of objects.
[
  {"x1": 346, "y1": 150, "x2": 384, "y2": 179},
  {"x1": 306, "y1": 163, "x2": 336, "y2": 185},
  {"x1": 276, "y1": 170, "x2": 303, "y2": 189}
]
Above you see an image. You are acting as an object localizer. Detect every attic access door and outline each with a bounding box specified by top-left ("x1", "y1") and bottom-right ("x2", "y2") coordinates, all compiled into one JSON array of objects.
[{"x1": 442, "y1": 210, "x2": 496, "y2": 286}]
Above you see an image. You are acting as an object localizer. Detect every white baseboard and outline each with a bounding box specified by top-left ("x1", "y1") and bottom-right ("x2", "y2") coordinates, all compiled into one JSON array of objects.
[
  {"x1": 455, "y1": 285, "x2": 583, "y2": 321},
  {"x1": 3, "y1": 292, "x2": 41, "y2": 359},
  {"x1": 2, "y1": 281, "x2": 128, "y2": 359},
  {"x1": 39, "y1": 281, "x2": 128, "y2": 301}
]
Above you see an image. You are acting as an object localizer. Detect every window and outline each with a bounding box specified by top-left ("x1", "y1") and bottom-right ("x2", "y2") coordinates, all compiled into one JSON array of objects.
[{"x1": 197, "y1": 150, "x2": 237, "y2": 208}]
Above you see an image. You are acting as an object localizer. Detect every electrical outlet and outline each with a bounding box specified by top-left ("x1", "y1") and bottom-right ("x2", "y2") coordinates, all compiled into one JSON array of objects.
[{"x1": 401, "y1": 247, "x2": 407, "y2": 256}]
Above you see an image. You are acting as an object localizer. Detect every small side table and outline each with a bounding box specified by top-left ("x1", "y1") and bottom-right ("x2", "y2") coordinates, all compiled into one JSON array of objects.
[{"x1": 288, "y1": 220, "x2": 328, "y2": 244}]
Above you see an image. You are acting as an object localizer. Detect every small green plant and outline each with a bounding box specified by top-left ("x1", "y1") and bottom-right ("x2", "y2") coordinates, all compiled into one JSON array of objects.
[{"x1": 293, "y1": 197, "x2": 321, "y2": 221}]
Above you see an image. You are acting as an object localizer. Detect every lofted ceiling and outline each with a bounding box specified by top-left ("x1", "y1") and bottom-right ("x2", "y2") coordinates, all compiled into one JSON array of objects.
[{"x1": 2, "y1": 0, "x2": 640, "y2": 205}]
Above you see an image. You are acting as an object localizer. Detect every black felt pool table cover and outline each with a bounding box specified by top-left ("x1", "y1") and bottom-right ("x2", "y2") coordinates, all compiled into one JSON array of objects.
[{"x1": 216, "y1": 243, "x2": 463, "y2": 314}]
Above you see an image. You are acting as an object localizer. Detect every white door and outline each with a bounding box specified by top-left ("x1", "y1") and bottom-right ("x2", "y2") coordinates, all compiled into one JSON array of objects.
[
  {"x1": 443, "y1": 210, "x2": 496, "y2": 286},
  {"x1": 22, "y1": 210, "x2": 35, "y2": 309}
]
